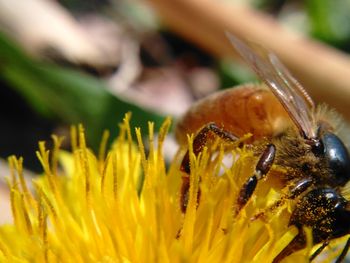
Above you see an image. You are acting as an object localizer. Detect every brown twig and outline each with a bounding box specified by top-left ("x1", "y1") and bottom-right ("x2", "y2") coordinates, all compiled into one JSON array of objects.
[{"x1": 146, "y1": 0, "x2": 350, "y2": 121}]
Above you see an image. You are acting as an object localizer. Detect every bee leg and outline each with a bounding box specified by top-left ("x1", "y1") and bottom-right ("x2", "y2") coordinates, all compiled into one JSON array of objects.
[
  {"x1": 252, "y1": 177, "x2": 313, "y2": 221},
  {"x1": 335, "y1": 237, "x2": 350, "y2": 263},
  {"x1": 236, "y1": 144, "x2": 276, "y2": 214},
  {"x1": 288, "y1": 177, "x2": 313, "y2": 198},
  {"x1": 180, "y1": 122, "x2": 238, "y2": 213},
  {"x1": 309, "y1": 240, "x2": 329, "y2": 262},
  {"x1": 308, "y1": 238, "x2": 349, "y2": 262}
]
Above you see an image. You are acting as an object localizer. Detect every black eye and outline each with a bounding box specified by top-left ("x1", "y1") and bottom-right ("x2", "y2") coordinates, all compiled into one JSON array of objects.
[{"x1": 322, "y1": 133, "x2": 350, "y2": 186}]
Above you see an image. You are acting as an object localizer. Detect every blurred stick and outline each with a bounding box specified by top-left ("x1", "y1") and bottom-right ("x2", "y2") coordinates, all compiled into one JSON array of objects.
[{"x1": 146, "y1": 0, "x2": 350, "y2": 121}]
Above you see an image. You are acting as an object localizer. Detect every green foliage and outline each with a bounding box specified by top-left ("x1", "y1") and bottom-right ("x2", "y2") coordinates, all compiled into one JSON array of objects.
[
  {"x1": 307, "y1": 0, "x2": 350, "y2": 49},
  {"x1": 0, "y1": 32, "x2": 165, "y2": 149}
]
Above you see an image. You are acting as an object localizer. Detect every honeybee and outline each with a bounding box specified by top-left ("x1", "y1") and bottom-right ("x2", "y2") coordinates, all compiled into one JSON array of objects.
[{"x1": 176, "y1": 33, "x2": 350, "y2": 262}]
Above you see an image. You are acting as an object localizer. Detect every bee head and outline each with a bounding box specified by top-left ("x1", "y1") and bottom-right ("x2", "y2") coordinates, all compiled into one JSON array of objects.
[
  {"x1": 291, "y1": 188, "x2": 350, "y2": 243},
  {"x1": 320, "y1": 133, "x2": 350, "y2": 186},
  {"x1": 306, "y1": 132, "x2": 350, "y2": 186}
]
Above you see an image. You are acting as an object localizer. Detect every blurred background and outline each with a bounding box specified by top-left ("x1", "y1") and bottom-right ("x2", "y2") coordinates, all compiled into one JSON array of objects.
[{"x1": 1, "y1": 0, "x2": 350, "y2": 221}]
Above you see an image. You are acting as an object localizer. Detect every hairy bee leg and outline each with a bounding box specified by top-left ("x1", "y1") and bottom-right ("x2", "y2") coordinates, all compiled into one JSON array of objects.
[
  {"x1": 335, "y1": 238, "x2": 350, "y2": 263},
  {"x1": 180, "y1": 122, "x2": 238, "y2": 213},
  {"x1": 236, "y1": 144, "x2": 276, "y2": 214},
  {"x1": 310, "y1": 240, "x2": 329, "y2": 262},
  {"x1": 251, "y1": 177, "x2": 314, "y2": 221},
  {"x1": 180, "y1": 123, "x2": 238, "y2": 174},
  {"x1": 288, "y1": 237, "x2": 348, "y2": 263}
]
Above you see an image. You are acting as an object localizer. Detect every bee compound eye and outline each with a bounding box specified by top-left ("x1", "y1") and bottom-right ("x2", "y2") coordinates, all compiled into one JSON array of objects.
[{"x1": 322, "y1": 133, "x2": 350, "y2": 186}]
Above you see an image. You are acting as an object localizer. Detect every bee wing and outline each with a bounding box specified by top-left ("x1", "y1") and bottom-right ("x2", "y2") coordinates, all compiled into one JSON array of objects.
[
  {"x1": 226, "y1": 32, "x2": 316, "y2": 139},
  {"x1": 269, "y1": 53, "x2": 314, "y2": 109}
]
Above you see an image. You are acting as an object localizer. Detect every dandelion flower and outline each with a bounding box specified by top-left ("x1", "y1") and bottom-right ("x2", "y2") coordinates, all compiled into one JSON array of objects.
[{"x1": 0, "y1": 113, "x2": 344, "y2": 262}]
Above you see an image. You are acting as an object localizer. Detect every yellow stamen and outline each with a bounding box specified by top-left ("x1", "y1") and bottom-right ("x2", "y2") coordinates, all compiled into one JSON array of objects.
[{"x1": 0, "y1": 114, "x2": 341, "y2": 262}]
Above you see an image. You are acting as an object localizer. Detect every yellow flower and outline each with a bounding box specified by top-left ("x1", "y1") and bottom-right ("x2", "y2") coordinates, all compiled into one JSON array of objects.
[{"x1": 0, "y1": 113, "x2": 344, "y2": 262}]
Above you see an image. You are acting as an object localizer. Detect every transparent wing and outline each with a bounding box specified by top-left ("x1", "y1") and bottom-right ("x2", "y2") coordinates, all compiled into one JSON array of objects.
[{"x1": 226, "y1": 32, "x2": 316, "y2": 139}]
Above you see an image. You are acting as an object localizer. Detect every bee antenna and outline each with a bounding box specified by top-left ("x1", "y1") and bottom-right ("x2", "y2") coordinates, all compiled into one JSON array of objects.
[{"x1": 306, "y1": 138, "x2": 324, "y2": 156}]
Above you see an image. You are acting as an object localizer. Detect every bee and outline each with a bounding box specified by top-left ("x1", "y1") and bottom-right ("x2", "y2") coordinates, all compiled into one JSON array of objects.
[{"x1": 175, "y1": 32, "x2": 350, "y2": 262}]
